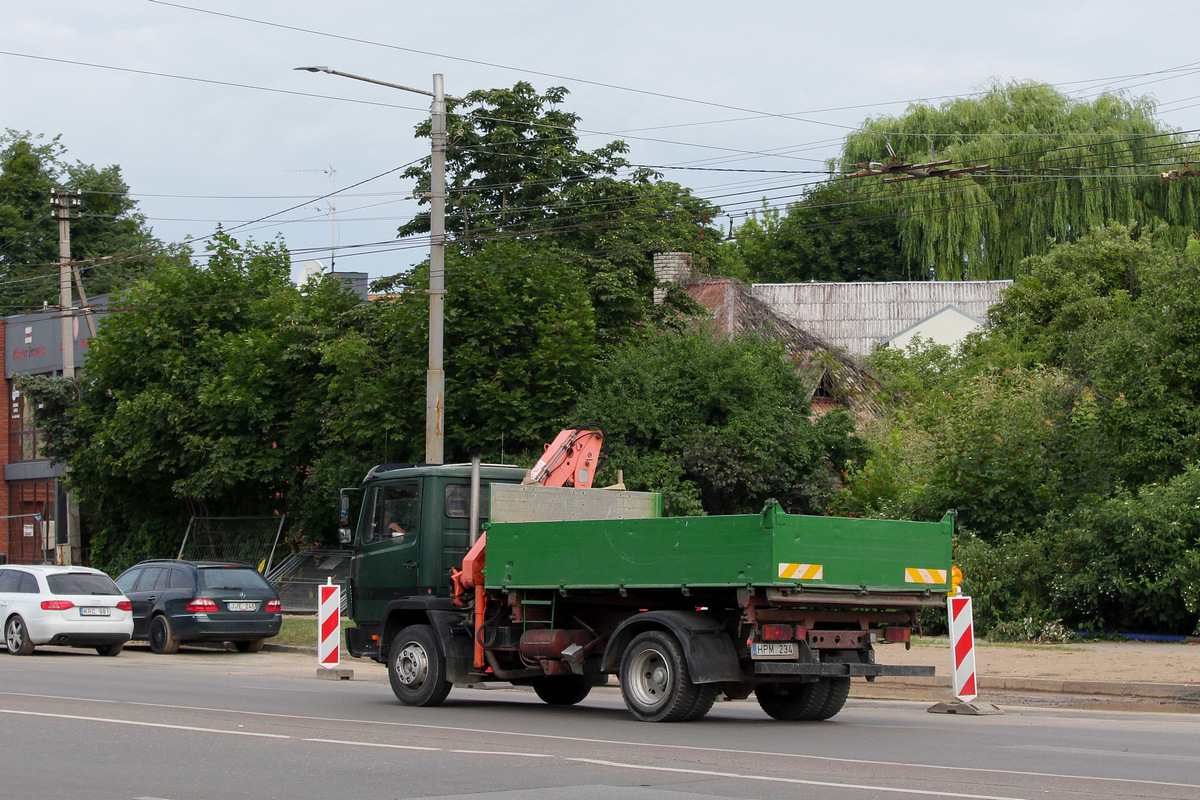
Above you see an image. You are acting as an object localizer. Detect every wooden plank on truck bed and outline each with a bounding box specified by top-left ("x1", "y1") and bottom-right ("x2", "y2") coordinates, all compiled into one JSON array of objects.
[{"x1": 490, "y1": 483, "x2": 662, "y2": 524}]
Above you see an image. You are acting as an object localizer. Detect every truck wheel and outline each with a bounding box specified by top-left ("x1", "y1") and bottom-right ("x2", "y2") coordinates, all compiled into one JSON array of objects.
[
  {"x1": 681, "y1": 683, "x2": 720, "y2": 722},
  {"x1": 389, "y1": 625, "x2": 451, "y2": 707},
  {"x1": 531, "y1": 675, "x2": 592, "y2": 706},
  {"x1": 813, "y1": 676, "x2": 851, "y2": 720},
  {"x1": 619, "y1": 630, "x2": 702, "y2": 722},
  {"x1": 755, "y1": 679, "x2": 831, "y2": 721}
]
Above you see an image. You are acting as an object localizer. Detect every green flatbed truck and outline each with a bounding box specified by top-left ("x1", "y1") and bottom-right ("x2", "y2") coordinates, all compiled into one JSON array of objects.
[{"x1": 340, "y1": 461, "x2": 953, "y2": 722}]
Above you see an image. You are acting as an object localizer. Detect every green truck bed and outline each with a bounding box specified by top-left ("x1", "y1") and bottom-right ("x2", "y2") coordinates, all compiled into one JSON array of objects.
[{"x1": 484, "y1": 501, "x2": 954, "y2": 593}]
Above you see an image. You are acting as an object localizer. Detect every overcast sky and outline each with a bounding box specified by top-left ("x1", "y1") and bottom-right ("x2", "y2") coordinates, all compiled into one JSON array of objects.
[{"x1": 5, "y1": 1, "x2": 1200, "y2": 284}]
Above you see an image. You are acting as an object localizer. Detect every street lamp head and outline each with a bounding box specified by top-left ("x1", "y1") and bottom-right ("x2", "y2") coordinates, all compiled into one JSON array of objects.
[{"x1": 294, "y1": 66, "x2": 332, "y2": 74}]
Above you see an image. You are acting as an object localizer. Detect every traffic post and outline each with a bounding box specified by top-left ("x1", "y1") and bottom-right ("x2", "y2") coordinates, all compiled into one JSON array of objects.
[
  {"x1": 316, "y1": 577, "x2": 353, "y2": 681},
  {"x1": 928, "y1": 591, "x2": 1001, "y2": 715}
]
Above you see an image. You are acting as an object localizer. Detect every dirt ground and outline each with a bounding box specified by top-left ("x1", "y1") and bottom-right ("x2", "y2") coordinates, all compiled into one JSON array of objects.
[{"x1": 873, "y1": 638, "x2": 1200, "y2": 685}]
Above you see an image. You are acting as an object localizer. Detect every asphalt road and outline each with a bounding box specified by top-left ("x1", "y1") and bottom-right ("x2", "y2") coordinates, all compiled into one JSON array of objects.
[{"x1": 1, "y1": 645, "x2": 1198, "y2": 800}]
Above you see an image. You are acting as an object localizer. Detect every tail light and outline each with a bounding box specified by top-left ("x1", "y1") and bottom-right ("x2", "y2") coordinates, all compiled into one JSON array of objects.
[
  {"x1": 265, "y1": 599, "x2": 281, "y2": 613},
  {"x1": 117, "y1": 601, "x2": 132, "y2": 611},
  {"x1": 760, "y1": 624, "x2": 795, "y2": 641},
  {"x1": 41, "y1": 600, "x2": 75, "y2": 610},
  {"x1": 186, "y1": 598, "x2": 219, "y2": 613},
  {"x1": 883, "y1": 627, "x2": 911, "y2": 644}
]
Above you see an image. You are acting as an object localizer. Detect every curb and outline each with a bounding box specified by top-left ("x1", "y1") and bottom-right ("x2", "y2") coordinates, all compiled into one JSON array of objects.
[
  {"x1": 877, "y1": 674, "x2": 1200, "y2": 701},
  {"x1": 260, "y1": 644, "x2": 1199, "y2": 702}
]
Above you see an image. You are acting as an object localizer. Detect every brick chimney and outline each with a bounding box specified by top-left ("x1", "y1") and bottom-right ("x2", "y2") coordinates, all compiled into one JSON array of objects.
[{"x1": 652, "y1": 252, "x2": 694, "y2": 305}]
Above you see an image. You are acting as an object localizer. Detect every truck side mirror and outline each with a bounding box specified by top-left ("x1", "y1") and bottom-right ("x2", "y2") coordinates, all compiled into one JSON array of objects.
[
  {"x1": 338, "y1": 526, "x2": 353, "y2": 545},
  {"x1": 338, "y1": 493, "x2": 351, "y2": 526}
]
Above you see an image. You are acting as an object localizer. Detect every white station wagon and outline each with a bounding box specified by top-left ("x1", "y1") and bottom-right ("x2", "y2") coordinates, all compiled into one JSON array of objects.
[{"x1": 0, "y1": 564, "x2": 133, "y2": 656}]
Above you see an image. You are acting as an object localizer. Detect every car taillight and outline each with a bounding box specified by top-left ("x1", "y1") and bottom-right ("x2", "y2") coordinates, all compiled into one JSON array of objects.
[
  {"x1": 186, "y1": 598, "x2": 219, "y2": 612},
  {"x1": 41, "y1": 600, "x2": 75, "y2": 610},
  {"x1": 265, "y1": 599, "x2": 281, "y2": 613},
  {"x1": 117, "y1": 601, "x2": 132, "y2": 611}
]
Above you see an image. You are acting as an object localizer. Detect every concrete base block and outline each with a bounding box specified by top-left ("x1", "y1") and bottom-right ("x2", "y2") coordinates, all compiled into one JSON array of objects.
[
  {"x1": 316, "y1": 667, "x2": 354, "y2": 681},
  {"x1": 927, "y1": 700, "x2": 1003, "y2": 715}
]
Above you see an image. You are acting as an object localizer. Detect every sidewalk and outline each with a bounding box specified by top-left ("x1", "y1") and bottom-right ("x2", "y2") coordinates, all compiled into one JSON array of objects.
[{"x1": 864, "y1": 638, "x2": 1200, "y2": 708}]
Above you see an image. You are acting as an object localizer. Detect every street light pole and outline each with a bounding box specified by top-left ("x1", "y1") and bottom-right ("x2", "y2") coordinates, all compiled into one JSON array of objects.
[{"x1": 296, "y1": 66, "x2": 451, "y2": 464}]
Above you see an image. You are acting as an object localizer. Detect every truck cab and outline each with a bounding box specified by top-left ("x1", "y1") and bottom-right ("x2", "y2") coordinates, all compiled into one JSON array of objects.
[{"x1": 340, "y1": 462, "x2": 527, "y2": 658}]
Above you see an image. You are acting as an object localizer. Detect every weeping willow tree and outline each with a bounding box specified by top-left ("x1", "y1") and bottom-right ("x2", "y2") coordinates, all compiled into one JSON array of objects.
[{"x1": 835, "y1": 80, "x2": 1200, "y2": 279}]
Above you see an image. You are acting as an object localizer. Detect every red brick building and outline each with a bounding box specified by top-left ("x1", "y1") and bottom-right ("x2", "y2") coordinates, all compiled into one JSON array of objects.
[{"x1": 1, "y1": 302, "x2": 105, "y2": 565}]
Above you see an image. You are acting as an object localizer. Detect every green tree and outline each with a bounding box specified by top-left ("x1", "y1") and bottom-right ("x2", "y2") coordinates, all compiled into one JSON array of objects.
[
  {"x1": 835, "y1": 81, "x2": 1197, "y2": 279},
  {"x1": 0, "y1": 130, "x2": 161, "y2": 313},
  {"x1": 572, "y1": 328, "x2": 866, "y2": 516},
  {"x1": 395, "y1": 83, "x2": 727, "y2": 345},
  {"x1": 337, "y1": 239, "x2": 601, "y2": 466},
  {"x1": 971, "y1": 224, "x2": 1200, "y2": 485},
  {"x1": 731, "y1": 184, "x2": 909, "y2": 283},
  {"x1": 21, "y1": 234, "x2": 361, "y2": 571}
]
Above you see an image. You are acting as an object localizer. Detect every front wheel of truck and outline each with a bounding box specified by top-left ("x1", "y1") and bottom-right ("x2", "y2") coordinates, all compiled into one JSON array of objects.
[
  {"x1": 389, "y1": 624, "x2": 452, "y2": 707},
  {"x1": 619, "y1": 630, "x2": 704, "y2": 722}
]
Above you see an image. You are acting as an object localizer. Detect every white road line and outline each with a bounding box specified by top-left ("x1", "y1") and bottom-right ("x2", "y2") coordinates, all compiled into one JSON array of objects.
[
  {"x1": 0, "y1": 709, "x2": 289, "y2": 738},
  {"x1": 3, "y1": 691, "x2": 1197, "y2": 791},
  {"x1": 304, "y1": 737, "x2": 439, "y2": 751},
  {"x1": 569, "y1": 758, "x2": 1030, "y2": 800},
  {"x1": 451, "y1": 749, "x2": 553, "y2": 758}
]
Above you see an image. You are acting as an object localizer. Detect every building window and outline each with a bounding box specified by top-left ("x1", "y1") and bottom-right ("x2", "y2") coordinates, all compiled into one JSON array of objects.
[{"x1": 9, "y1": 389, "x2": 46, "y2": 463}]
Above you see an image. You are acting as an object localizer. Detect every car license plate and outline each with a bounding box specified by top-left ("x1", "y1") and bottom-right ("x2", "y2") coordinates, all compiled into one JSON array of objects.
[
  {"x1": 751, "y1": 642, "x2": 796, "y2": 659},
  {"x1": 79, "y1": 606, "x2": 111, "y2": 616},
  {"x1": 227, "y1": 602, "x2": 258, "y2": 612}
]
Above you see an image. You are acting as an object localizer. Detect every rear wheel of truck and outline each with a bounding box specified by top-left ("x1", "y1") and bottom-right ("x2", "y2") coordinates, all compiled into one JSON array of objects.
[
  {"x1": 619, "y1": 630, "x2": 705, "y2": 722},
  {"x1": 531, "y1": 675, "x2": 592, "y2": 705},
  {"x1": 389, "y1": 624, "x2": 452, "y2": 707},
  {"x1": 755, "y1": 679, "x2": 831, "y2": 721},
  {"x1": 813, "y1": 676, "x2": 851, "y2": 720}
]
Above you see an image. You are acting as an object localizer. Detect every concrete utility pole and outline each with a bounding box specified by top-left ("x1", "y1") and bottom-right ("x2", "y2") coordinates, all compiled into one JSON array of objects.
[
  {"x1": 50, "y1": 190, "x2": 81, "y2": 565},
  {"x1": 295, "y1": 67, "x2": 452, "y2": 464},
  {"x1": 51, "y1": 191, "x2": 80, "y2": 379},
  {"x1": 427, "y1": 73, "x2": 447, "y2": 466}
]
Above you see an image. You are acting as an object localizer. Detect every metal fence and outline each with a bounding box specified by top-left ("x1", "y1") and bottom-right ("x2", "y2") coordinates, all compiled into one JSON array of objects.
[
  {"x1": 265, "y1": 548, "x2": 352, "y2": 614},
  {"x1": 177, "y1": 514, "x2": 286, "y2": 573}
]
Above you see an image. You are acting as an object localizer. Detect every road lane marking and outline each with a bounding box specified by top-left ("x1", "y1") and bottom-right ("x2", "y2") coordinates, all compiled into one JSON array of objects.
[
  {"x1": 305, "y1": 737, "x2": 440, "y2": 751},
  {"x1": 451, "y1": 749, "x2": 553, "y2": 758},
  {"x1": 0, "y1": 709, "x2": 289, "y2": 738},
  {"x1": 569, "y1": 758, "x2": 1030, "y2": 800},
  {"x1": 3, "y1": 691, "x2": 1197, "y2": 792},
  {"x1": 1005, "y1": 744, "x2": 1200, "y2": 762}
]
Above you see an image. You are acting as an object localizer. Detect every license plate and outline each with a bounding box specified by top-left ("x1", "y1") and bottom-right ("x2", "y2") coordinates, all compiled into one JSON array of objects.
[
  {"x1": 751, "y1": 642, "x2": 796, "y2": 659},
  {"x1": 79, "y1": 606, "x2": 111, "y2": 616},
  {"x1": 227, "y1": 602, "x2": 258, "y2": 612}
]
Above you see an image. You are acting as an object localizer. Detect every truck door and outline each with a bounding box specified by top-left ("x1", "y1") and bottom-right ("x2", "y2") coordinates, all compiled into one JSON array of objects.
[{"x1": 351, "y1": 480, "x2": 422, "y2": 624}]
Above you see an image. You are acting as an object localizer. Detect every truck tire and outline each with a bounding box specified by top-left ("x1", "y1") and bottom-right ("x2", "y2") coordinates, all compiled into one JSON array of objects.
[
  {"x1": 619, "y1": 630, "x2": 704, "y2": 722},
  {"x1": 812, "y1": 676, "x2": 851, "y2": 720},
  {"x1": 755, "y1": 679, "x2": 831, "y2": 721},
  {"x1": 681, "y1": 683, "x2": 720, "y2": 722},
  {"x1": 388, "y1": 624, "x2": 452, "y2": 707},
  {"x1": 531, "y1": 676, "x2": 592, "y2": 706}
]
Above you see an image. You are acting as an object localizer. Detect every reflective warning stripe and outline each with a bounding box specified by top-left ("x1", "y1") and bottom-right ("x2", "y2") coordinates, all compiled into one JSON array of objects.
[
  {"x1": 905, "y1": 568, "x2": 948, "y2": 584},
  {"x1": 778, "y1": 563, "x2": 823, "y2": 580}
]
